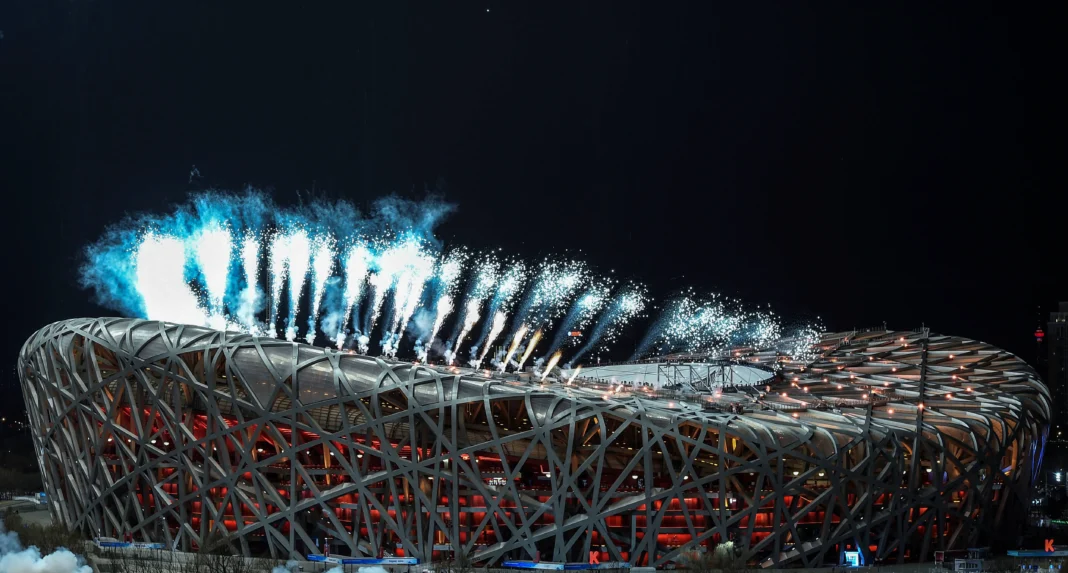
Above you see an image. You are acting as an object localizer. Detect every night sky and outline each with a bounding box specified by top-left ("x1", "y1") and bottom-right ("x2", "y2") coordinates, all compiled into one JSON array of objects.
[{"x1": 0, "y1": 3, "x2": 1063, "y2": 419}]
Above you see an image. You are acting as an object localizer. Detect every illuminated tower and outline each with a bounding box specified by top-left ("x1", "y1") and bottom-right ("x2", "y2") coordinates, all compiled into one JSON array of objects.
[{"x1": 1049, "y1": 303, "x2": 1068, "y2": 423}]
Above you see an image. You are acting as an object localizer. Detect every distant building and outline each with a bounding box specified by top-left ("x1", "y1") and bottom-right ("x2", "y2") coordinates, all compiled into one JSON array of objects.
[{"x1": 1050, "y1": 303, "x2": 1068, "y2": 422}]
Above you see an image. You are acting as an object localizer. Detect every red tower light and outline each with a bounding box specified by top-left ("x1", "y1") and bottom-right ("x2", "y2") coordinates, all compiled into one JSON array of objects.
[{"x1": 1036, "y1": 328, "x2": 1045, "y2": 342}]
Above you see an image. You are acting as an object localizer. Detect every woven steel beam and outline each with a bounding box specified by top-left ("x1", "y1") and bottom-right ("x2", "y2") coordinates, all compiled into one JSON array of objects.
[{"x1": 16, "y1": 319, "x2": 1049, "y2": 567}]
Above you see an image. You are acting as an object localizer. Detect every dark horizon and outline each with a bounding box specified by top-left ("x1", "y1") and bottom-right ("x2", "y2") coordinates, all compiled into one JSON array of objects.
[{"x1": 1, "y1": 2, "x2": 1064, "y2": 419}]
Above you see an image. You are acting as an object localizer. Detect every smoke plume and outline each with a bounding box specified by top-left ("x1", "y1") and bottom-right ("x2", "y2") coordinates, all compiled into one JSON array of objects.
[{"x1": 0, "y1": 518, "x2": 92, "y2": 573}]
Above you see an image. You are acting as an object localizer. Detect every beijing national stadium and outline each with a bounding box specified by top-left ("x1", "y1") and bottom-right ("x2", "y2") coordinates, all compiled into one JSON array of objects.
[{"x1": 17, "y1": 317, "x2": 1049, "y2": 568}]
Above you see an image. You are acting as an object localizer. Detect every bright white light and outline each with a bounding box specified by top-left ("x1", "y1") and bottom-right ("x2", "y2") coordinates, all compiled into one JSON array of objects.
[
  {"x1": 194, "y1": 222, "x2": 233, "y2": 322},
  {"x1": 267, "y1": 232, "x2": 289, "y2": 333},
  {"x1": 421, "y1": 249, "x2": 470, "y2": 359},
  {"x1": 135, "y1": 233, "x2": 208, "y2": 326},
  {"x1": 500, "y1": 324, "x2": 529, "y2": 372},
  {"x1": 477, "y1": 311, "x2": 508, "y2": 365},
  {"x1": 388, "y1": 239, "x2": 436, "y2": 338},
  {"x1": 305, "y1": 235, "x2": 337, "y2": 343},
  {"x1": 239, "y1": 233, "x2": 261, "y2": 333},
  {"x1": 337, "y1": 242, "x2": 371, "y2": 347},
  {"x1": 517, "y1": 329, "x2": 543, "y2": 371},
  {"x1": 284, "y1": 229, "x2": 311, "y2": 341},
  {"x1": 540, "y1": 351, "x2": 563, "y2": 381},
  {"x1": 367, "y1": 246, "x2": 403, "y2": 338}
]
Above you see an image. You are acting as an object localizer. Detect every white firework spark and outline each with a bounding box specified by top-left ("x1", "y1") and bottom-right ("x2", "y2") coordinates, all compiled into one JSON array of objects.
[
  {"x1": 508, "y1": 259, "x2": 589, "y2": 349},
  {"x1": 422, "y1": 295, "x2": 454, "y2": 360},
  {"x1": 633, "y1": 292, "x2": 795, "y2": 359},
  {"x1": 366, "y1": 241, "x2": 406, "y2": 340},
  {"x1": 337, "y1": 241, "x2": 371, "y2": 348},
  {"x1": 447, "y1": 258, "x2": 500, "y2": 362},
  {"x1": 539, "y1": 350, "x2": 563, "y2": 381},
  {"x1": 470, "y1": 258, "x2": 500, "y2": 300},
  {"x1": 135, "y1": 233, "x2": 207, "y2": 327},
  {"x1": 569, "y1": 284, "x2": 648, "y2": 365},
  {"x1": 499, "y1": 325, "x2": 529, "y2": 372},
  {"x1": 305, "y1": 235, "x2": 337, "y2": 343},
  {"x1": 95, "y1": 195, "x2": 823, "y2": 365},
  {"x1": 238, "y1": 233, "x2": 261, "y2": 334},
  {"x1": 495, "y1": 261, "x2": 527, "y2": 306},
  {"x1": 746, "y1": 310, "x2": 783, "y2": 349},
  {"x1": 476, "y1": 311, "x2": 509, "y2": 367},
  {"x1": 528, "y1": 260, "x2": 588, "y2": 321},
  {"x1": 542, "y1": 281, "x2": 612, "y2": 362},
  {"x1": 422, "y1": 248, "x2": 469, "y2": 359},
  {"x1": 267, "y1": 231, "x2": 289, "y2": 335},
  {"x1": 388, "y1": 238, "x2": 435, "y2": 337},
  {"x1": 452, "y1": 299, "x2": 483, "y2": 363},
  {"x1": 516, "y1": 329, "x2": 543, "y2": 371},
  {"x1": 576, "y1": 286, "x2": 610, "y2": 325},
  {"x1": 284, "y1": 229, "x2": 311, "y2": 342},
  {"x1": 777, "y1": 320, "x2": 824, "y2": 363},
  {"x1": 469, "y1": 261, "x2": 529, "y2": 361},
  {"x1": 193, "y1": 222, "x2": 233, "y2": 329}
]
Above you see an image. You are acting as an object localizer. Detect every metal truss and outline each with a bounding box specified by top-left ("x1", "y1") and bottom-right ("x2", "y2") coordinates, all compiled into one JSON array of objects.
[{"x1": 17, "y1": 318, "x2": 1049, "y2": 567}]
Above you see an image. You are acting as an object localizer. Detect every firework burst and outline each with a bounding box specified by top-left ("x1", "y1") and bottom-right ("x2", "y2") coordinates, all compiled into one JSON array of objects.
[
  {"x1": 83, "y1": 193, "x2": 820, "y2": 367},
  {"x1": 193, "y1": 222, "x2": 233, "y2": 328},
  {"x1": 336, "y1": 241, "x2": 371, "y2": 348},
  {"x1": 238, "y1": 232, "x2": 262, "y2": 334},
  {"x1": 444, "y1": 257, "x2": 499, "y2": 363},
  {"x1": 570, "y1": 283, "x2": 648, "y2": 365},
  {"x1": 283, "y1": 229, "x2": 311, "y2": 342},
  {"x1": 420, "y1": 249, "x2": 469, "y2": 360},
  {"x1": 305, "y1": 235, "x2": 337, "y2": 343}
]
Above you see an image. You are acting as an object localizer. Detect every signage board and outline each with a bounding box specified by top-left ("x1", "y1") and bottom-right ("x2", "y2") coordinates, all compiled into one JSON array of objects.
[
  {"x1": 563, "y1": 563, "x2": 631, "y2": 570},
  {"x1": 1008, "y1": 550, "x2": 1068, "y2": 557},
  {"x1": 130, "y1": 542, "x2": 165, "y2": 550},
  {"x1": 308, "y1": 556, "x2": 419, "y2": 565},
  {"x1": 92, "y1": 539, "x2": 165, "y2": 550},
  {"x1": 503, "y1": 561, "x2": 566, "y2": 570}
]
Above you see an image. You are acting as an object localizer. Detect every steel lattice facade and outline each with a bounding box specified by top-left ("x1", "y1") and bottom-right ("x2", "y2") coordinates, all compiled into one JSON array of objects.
[{"x1": 17, "y1": 318, "x2": 1049, "y2": 567}]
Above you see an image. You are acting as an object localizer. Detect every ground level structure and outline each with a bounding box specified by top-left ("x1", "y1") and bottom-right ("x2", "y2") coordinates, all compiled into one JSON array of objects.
[{"x1": 17, "y1": 318, "x2": 1050, "y2": 567}]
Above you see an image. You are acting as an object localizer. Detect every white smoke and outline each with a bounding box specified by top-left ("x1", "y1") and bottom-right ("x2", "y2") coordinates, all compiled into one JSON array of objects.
[
  {"x1": 358, "y1": 566, "x2": 389, "y2": 573},
  {"x1": 490, "y1": 348, "x2": 507, "y2": 370},
  {"x1": 408, "y1": 307, "x2": 437, "y2": 361},
  {"x1": 407, "y1": 308, "x2": 436, "y2": 347},
  {"x1": 531, "y1": 356, "x2": 546, "y2": 377},
  {"x1": 320, "y1": 311, "x2": 344, "y2": 347},
  {"x1": 271, "y1": 560, "x2": 301, "y2": 573},
  {"x1": 420, "y1": 337, "x2": 447, "y2": 362},
  {"x1": 381, "y1": 332, "x2": 400, "y2": 359},
  {"x1": 0, "y1": 518, "x2": 92, "y2": 573}
]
